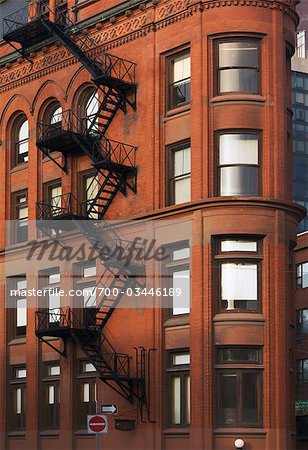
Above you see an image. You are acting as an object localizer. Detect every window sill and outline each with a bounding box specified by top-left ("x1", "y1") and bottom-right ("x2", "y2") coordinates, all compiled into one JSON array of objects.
[
  {"x1": 211, "y1": 94, "x2": 266, "y2": 104},
  {"x1": 214, "y1": 313, "x2": 265, "y2": 323},
  {"x1": 214, "y1": 428, "x2": 266, "y2": 435},
  {"x1": 10, "y1": 163, "x2": 28, "y2": 174},
  {"x1": 39, "y1": 430, "x2": 59, "y2": 437},
  {"x1": 163, "y1": 427, "x2": 190, "y2": 436},
  {"x1": 7, "y1": 431, "x2": 26, "y2": 437},
  {"x1": 164, "y1": 104, "x2": 190, "y2": 119},
  {"x1": 8, "y1": 337, "x2": 26, "y2": 346},
  {"x1": 164, "y1": 316, "x2": 190, "y2": 327}
]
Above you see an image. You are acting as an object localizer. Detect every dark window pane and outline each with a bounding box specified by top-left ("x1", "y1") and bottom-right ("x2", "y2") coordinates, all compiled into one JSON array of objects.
[
  {"x1": 219, "y1": 348, "x2": 259, "y2": 363},
  {"x1": 220, "y1": 68, "x2": 258, "y2": 93},
  {"x1": 170, "y1": 80, "x2": 191, "y2": 108},
  {"x1": 219, "y1": 42, "x2": 259, "y2": 68},
  {"x1": 220, "y1": 166, "x2": 259, "y2": 196},
  {"x1": 303, "y1": 310, "x2": 308, "y2": 334},
  {"x1": 242, "y1": 372, "x2": 259, "y2": 424},
  {"x1": 219, "y1": 374, "x2": 237, "y2": 425}
]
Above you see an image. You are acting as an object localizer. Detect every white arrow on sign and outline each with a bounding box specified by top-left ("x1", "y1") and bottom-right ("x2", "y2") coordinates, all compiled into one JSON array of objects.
[{"x1": 101, "y1": 404, "x2": 118, "y2": 415}]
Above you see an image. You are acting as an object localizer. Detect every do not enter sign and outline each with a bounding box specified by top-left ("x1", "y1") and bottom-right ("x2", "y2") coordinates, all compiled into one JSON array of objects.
[{"x1": 87, "y1": 415, "x2": 108, "y2": 434}]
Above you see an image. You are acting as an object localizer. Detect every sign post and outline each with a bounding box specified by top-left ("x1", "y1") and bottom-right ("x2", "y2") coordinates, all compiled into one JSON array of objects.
[{"x1": 87, "y1": 409, "x2": 108, "y2": 450}]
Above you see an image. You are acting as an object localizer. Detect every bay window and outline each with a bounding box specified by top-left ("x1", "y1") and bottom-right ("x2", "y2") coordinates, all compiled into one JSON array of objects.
[
  {"x1": 215, "y1": 237, "x2": 262, "y2": 312},
  {"x1": 217, "y1": 40, "x2": 260, "y2": 94},
  {"x1": 218, "y1": 133, "x2": 260, "y2": 197},
  {"x1": 217, "y1": 347, "x2": 263, "y2": 428}
]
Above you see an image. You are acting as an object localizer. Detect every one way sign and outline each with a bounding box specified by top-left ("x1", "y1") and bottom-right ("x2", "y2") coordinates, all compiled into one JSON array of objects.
[{"x1": 101, "y1": 404, "x2": 118, "y2": 415}]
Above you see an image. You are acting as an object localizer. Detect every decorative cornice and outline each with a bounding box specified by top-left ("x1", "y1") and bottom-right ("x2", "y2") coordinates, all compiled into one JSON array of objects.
[{"x1": 0, "y1": 0, "x2": 299, "y2": 93}]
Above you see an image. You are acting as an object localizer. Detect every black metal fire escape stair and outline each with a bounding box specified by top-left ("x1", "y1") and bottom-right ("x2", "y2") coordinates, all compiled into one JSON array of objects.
[{"x1": 4, "y1": 3, "x2": 153, "y2": 411}]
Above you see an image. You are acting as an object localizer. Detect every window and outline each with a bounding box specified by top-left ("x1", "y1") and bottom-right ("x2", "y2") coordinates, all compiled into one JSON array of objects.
[
  {"x1": 168, "y1": 142, "x2": 191, "y2": 205},
  {"x1": 217, "y1": 348, "x2": 263, "y2": 427},
  {"x1": 12, "y1": 190, "x2": 28, "y2": 244},
  {"x1": 76, "y1": 362, "x2": 97, "y2": 429},
  {"x1": 215, "y1": 238, "x2": 261, "y2": 312},
  {"x1": 82, "y1": 361, "x2": 96, "y2": 373},
  {"x1": 40, "y1": 270, "x2": 61, "y2": 327},
  {"x1": 9, "y1": 276, "x2": 27, "y2": 337},
  {"x1": 217, "y1": 133, "x2": 260, "y2": 197},
  {"x1": 80, "y1": 90, "x2": 99, "y2": 133},
  {"x1": 164, "y1": 243, "x2": 190, "y2": 317},
  {"x1": 74, "y1": 262, "x2": 97, "y2": 326},
  {"x1": 296, "y1": 262, "x2": 308, "y2": 288},
  {"x1": 12, "y1": 116, "x2": 29, "y2": 167},
  {"x1": 55, "y1": 0, "x2": 68, "y2": 25},
  {"x1": 297, "y1": 359, "x2": 308, "y2": 385},
  {"x1": 297, "y1": 31, "x2": 306, "y2": 59},
  {"x1": 218, "y1": 348, "x2": 261, "y2": 364},
  {"x1": 297, "y1": 309, "x2": 308, "y2": 335},
  {"x1": 166, "y1": 351, "x2": 190, "y2": 427},
  {"x1": 167, "y1": 51, "x2": 191, "y2": 110},
  {"x1": 217, "y1": 40, "x2": 260, "y2": 94},
  {"x1": 80, "y1": 172, "x2": 99, "y2": 219},
  {"x1": 9, "y1": 366, "x2": 26, "y2": 430},
  {"x1": 42, "y1": 364, "x2": 60, "y2": 429},
  {"x1": 43, "y1": 180, "x2": 62, "y2": 217},
  {"x1": 296, "y1": 415, "x2": 308, "y2": 438}
]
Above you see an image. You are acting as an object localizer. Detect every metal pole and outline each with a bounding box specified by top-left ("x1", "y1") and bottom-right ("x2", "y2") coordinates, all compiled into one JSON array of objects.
[{"x1": 95, "y1": 400, "x2": 99, "y2": 450}]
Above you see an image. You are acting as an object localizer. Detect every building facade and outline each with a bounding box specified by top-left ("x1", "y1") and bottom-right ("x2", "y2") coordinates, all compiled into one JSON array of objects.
[
  {"x1": 0, "y1": 1, "x2": 305, "y2": 450},
  {"x1": 295, "y1": 231, "x2": 308, "y2": 448},
  {"x1": 292, "y1": 0, "x2": 308, "y2": 232}
]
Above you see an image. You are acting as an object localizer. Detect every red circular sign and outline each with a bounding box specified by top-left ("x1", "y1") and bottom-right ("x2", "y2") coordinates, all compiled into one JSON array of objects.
[{"x1": 89, "y1": 415, "x2": 106, "y2": 433}]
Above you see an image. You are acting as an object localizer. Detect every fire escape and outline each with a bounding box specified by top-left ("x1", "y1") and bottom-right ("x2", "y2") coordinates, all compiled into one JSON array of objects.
[{"x1": 3, "y1": 1, "x2": 154, "y2": 421}]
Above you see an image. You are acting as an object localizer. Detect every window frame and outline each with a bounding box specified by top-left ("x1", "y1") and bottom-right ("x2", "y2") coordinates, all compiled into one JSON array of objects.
[
  {"x1": 297, "y1": 359, "x2": 308, "y2": 385},
  {"x1": 216, "y1": 130, "x2": 262, "y2": 198},
  {"x1": 166, "y1": 350, "x2": 190, "y2": 428},
  {"x1": 167, "y1": 140, "x2": 191, "y2": 206},
  {"x1": 215, "y1": 37, "x2": 261, "y2": 96},
  {"x1": 166, "y1": 49, "x2": 191, "y2": 111},
  {"x1": 7, "y1": 275, "x2": 27, "y2": 338},
  {"x1": 214, "y1": 236, "x2": 263, "y2": 314},
  {"x1": 216, "y1": 369, "x2": 263, "y2": 428},
  {"x1": 11, "y1": 190, "x2": 28, "y2": 244},
  {"x1": 163, "y1": 241, "x2": 190, "y2": 320},
  {"x1": 41, "y1": 363, "x2": 61, "y2": 430},
  {"x1": 76, "y1": 360, "x2": 97, "y2": 430},
  {"x1": 296, "y1": 262, "x2": 308, "y2": 289},
  {"x1": 297, "y1": 309, "x2": 308, "y2": 336},
  {"x1": 9, "y1": 365, "x2": 27, "y2": 431},
  {"x1": 11, "y1": 115, "x2": 29, "y2": 168}
]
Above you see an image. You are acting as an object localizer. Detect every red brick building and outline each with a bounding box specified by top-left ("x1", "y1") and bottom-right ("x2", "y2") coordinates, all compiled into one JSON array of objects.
[
  {"x1": 0, "y1": 1, "x2": 305, "y2": 450},
  {"x1": 295, "y1": 231, "x2": 308, "y2": 447}
]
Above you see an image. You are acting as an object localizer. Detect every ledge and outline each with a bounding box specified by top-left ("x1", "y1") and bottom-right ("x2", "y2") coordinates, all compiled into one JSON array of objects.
[
  {"x1": 163, "y1": 427, "x2": 190, "y2": 436},
  {"x1": 211, "y1": 94, "x2": 266, "y2": 105},
  {"x1": 8, "y1": 337, "x2": 26, "y2": 346},
  {"x1": 214, "y1": 428, "x2": 266, "y2": 436},
  {"x1": 7, "y1": 431, "x2": 26, "y2": 438},
  {"x1": 131, "y1": 197, "x2": 307, "y2": 223},
  {"x1": 164, "y1": 104, "x2": 191, "y2": 120},
  {"x1": 213, "y1": 313, "x2": 265, "y2": 323},
  {"x1": 39, "y1": 430, "x2": 59, "y2": 437},
  {"x1": 164, "y1": 316, "x2": 190, "y2": 327}
]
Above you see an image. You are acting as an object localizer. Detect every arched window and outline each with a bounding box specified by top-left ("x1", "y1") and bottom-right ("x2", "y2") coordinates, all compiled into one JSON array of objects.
[
  {"x1": 80, "y1": 89, "x2": 99, "y2": 133},
  {"x1": 12, "y1": 116, "x2": 29, "y2": 167}
]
